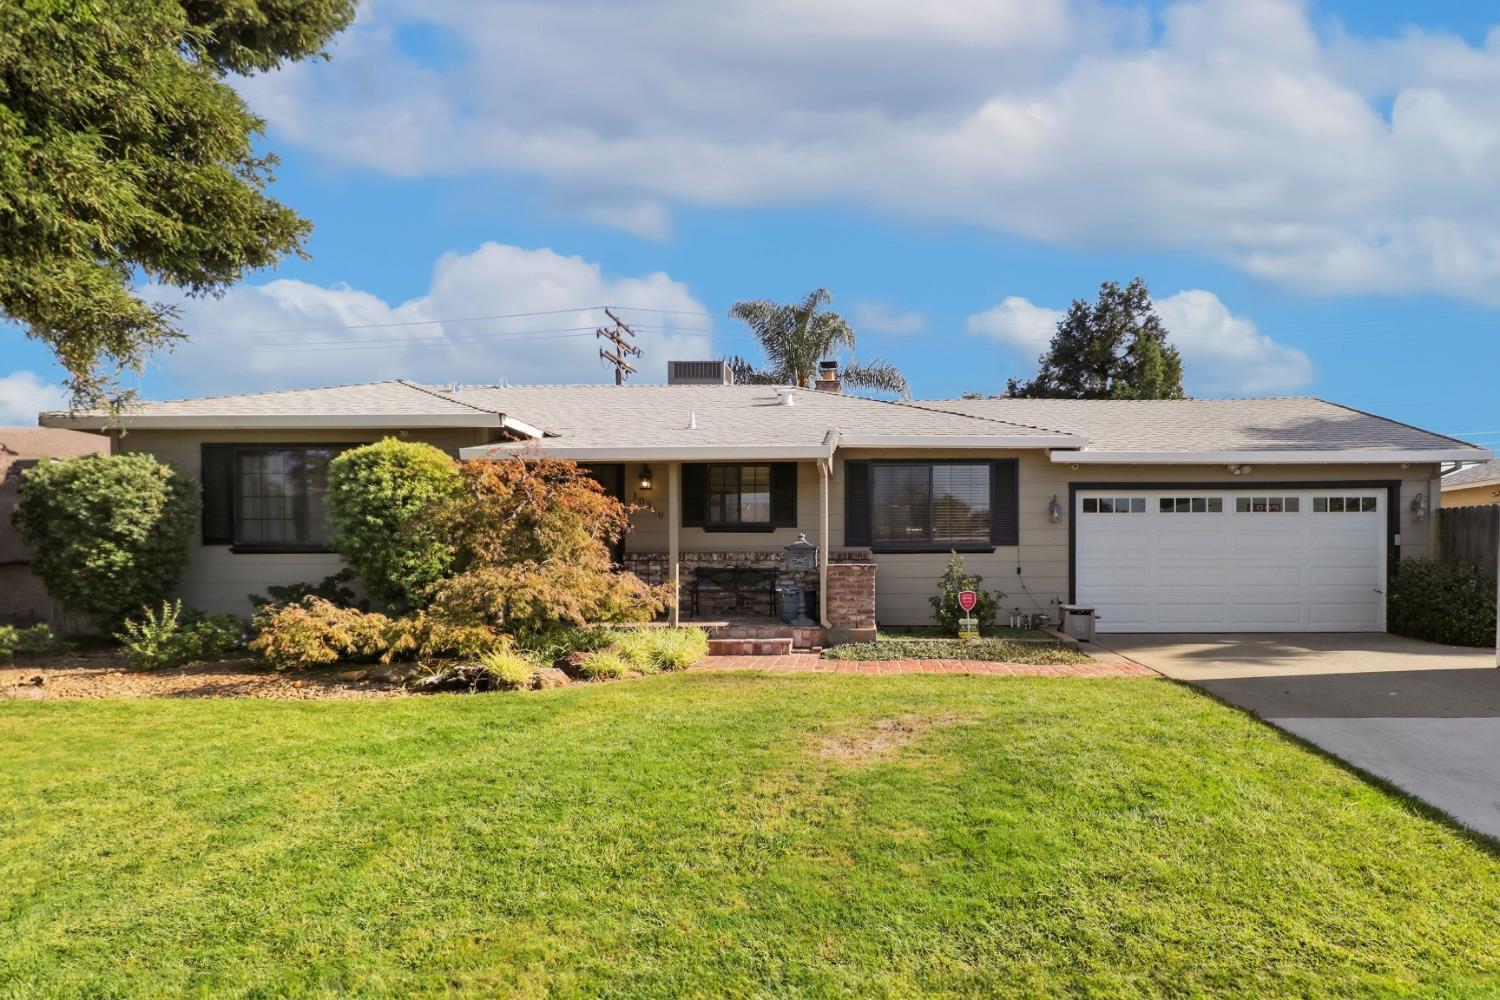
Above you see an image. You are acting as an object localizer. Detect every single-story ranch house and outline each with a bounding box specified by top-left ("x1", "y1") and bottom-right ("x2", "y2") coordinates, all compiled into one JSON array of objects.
[{"x1": 41, "y1": 362, "x2": 1490, "y2": 640}]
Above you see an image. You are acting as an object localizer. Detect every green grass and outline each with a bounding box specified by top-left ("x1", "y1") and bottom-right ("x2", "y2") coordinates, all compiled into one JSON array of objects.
[
  {"x1": 2, "y1": 675, "x2": 1498, "y2": 998},
  {"x1": 826, "y1": 636, "x2": 1091, "y2": 663}
]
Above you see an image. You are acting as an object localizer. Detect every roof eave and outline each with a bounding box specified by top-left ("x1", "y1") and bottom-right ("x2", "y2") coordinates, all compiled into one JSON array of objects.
[
  {"x1": 39, "y1": 412, "x2": 518, "y2": 431},
  {"x1": 837, "y1": 434, "x2": 1086, "y2": 449},
  {"x1": 460, "y1": 443, "x2": 834, "y2": 461},
  {"x1": 1048, "y1": 448, "x2": 1493, "y2": 465}
]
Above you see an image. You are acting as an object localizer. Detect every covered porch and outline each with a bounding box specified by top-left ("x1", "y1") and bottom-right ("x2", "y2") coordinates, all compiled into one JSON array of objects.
[{"x1": 614, "y1": 458, "x2": 876, "y2": 645}]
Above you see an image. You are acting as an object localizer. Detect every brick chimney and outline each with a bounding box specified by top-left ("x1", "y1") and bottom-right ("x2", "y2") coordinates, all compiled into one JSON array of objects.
[{"x1": 815, "y1": 359, "x2": 842, "y2": 394}]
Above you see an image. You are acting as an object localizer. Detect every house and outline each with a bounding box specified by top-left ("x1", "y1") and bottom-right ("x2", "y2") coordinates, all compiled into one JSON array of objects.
[
  {"x1": 40, "y1": 363, "x2": 1490, "y2": 638},
  {"x1": 0, "y1": 427, "x2": 111, "y2": 627},
  {"x1": 1441, "y1": 459, "x2": 1500, "y2": 509}
]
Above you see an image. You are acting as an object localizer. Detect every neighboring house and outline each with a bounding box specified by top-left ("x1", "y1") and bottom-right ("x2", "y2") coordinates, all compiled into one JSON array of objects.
[
  {"x1": 1441, "y1": 459, "x2": 1500, "y2": 508},
  {"x1": 40, "y1": 364, "x2": 1491, "y2": 636},
  {"x1": 0, "y1": 427, "x2": 110, "y2": 627}
]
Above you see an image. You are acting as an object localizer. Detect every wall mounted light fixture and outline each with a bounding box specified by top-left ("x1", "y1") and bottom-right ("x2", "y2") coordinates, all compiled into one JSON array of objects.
[
  {"x1": 1048, "y1": 495, "x2": 1063, "y2": 523},
  {"x1": 638, "y1": 465, "x2": 654, "y2": 491},
  {"x1": 1410, "y1": 491, "x2": 1427, "y2": 522}
]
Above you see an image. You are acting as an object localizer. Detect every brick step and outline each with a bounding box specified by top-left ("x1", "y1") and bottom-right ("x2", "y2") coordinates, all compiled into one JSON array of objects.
[
  {"x1": 707, "y1": 637, "x2": 794, "y2": 657},
  {"x1": 709, "y1": 624, "x2": 796, "y2": 639}
]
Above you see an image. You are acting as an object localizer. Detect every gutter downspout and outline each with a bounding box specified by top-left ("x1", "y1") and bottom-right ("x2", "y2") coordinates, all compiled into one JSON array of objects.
[{"x1": 818, "y1": 430, "x2": 839, "y2": 630}]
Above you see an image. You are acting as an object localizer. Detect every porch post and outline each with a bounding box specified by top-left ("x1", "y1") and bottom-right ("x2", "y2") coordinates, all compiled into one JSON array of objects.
[
  {"x1": 669, "y1": 461, "x2": 681, "y2": 627},
  {"x1": 818, "y1": 458, "x2": 830, "y2": 628}
]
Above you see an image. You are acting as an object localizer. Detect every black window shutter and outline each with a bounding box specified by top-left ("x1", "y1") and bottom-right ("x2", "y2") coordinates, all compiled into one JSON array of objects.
[
  {"x1": 990, "y1": 459, "x2": 1019, "y2": 546},
  {"x1": 681, "y1": 464, "x2": 707, "y2": 527},
  {"x1": 844, "y1": 460, "x2": 871, "y2": 546},
  {"x1": 771, "y1": 463, "x2": 797, "y2": 527},
  {"x1": 201, "y1": 444, "x2": 235, "y2": 544}
]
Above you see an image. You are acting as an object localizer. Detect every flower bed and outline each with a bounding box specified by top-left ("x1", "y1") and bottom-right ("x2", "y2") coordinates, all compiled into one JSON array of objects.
[{"x1": 822, "y1": 636, "x2": 1091, "y2": 665}]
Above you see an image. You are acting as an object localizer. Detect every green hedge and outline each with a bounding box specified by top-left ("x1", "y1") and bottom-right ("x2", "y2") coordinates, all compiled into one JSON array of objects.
[{"x1": 1388, "y1": 557, "x2": 1495, "y2": 648}]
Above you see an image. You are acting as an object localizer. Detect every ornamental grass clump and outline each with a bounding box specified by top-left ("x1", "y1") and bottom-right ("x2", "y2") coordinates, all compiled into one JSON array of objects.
[
  {"x1": 578, "y1": 650, "x2": 632, "y2": 680},
  {"x1": 479, "y1": 649, "x2": 540, "y2": 690}
]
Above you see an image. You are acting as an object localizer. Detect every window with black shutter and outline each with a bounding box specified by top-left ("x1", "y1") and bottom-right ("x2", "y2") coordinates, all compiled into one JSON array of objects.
[
  {"x1": 857, "y1": 460, "x2": 1018, "y2": 551},
  {"x1": 200, "y1": 444, "x2": 352, "y2": 552},
  {"x1": 682, "y1": 462, "x2": 796, "y2": 531}
]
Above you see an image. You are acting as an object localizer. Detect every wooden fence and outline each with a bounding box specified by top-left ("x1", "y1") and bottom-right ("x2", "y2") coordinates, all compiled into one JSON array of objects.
[{"x1": 1437, "y1": 504, "x2": 1499, "y2": 576}]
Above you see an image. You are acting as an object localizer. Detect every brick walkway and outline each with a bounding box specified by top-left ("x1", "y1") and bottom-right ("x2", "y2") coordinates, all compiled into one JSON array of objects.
[{"x1": 695, "y1": 654, "x2": 1156, "y2": 677}]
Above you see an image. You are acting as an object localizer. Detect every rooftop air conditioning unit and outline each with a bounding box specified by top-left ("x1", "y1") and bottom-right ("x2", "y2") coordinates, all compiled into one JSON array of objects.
[{"x1": 667, "y1": 360, "x2": 734, "y2": 385}]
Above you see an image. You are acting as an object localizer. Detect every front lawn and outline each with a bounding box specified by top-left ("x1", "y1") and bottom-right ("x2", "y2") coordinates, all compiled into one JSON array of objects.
[{"x1": 3, "y1": 674, "x2": 1498, "y2": 998}]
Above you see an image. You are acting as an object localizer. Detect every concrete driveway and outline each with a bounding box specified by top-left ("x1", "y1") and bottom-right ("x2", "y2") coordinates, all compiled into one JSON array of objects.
[{"x1": 1096, "y1": 633, "x2": 1500, "y2": 841}]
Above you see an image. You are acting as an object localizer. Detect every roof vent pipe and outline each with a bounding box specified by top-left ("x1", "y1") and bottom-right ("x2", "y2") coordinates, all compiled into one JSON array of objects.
[
  {"x1": 774, "y1": 387, "x2": 796, "y2": 406},
  {"x1": 688, "y1": 411, "x2": 697, "y2": 429}
]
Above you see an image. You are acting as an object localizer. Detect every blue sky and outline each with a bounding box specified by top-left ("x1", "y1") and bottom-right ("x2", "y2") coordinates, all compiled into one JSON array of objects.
[{"x1": 2, "y1": 0, "x2": 1498, "y2": 451}]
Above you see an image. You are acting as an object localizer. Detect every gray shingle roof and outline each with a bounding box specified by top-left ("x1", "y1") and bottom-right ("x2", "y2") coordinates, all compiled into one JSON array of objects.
[
  {"x1": 79, "y1": 381, "x2": 487, "y2": 417},
  {"x1": 904, "y1": 397, "x2": 1479, "y2": 454},
  {"x1": 1443, "y1": 459, "x2": 1500, "y2": 488},
  {"x1": 436, "y1": 384, "x2": 1073, "y2": 451},
  {"x1": 40, "y1": 379, "x2": 1487, "y2": 460}
]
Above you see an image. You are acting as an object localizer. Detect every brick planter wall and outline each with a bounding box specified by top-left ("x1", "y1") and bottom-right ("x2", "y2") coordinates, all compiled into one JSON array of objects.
[
  {"x1": 621, "y1": 550, "x2": 819, "y2": 617},
  {"x1": 825, "y1": 560, "x2": 877, "y2": 640},
  {"x1": 621, "y1": 549, "x2": 875, "y2": 625}
]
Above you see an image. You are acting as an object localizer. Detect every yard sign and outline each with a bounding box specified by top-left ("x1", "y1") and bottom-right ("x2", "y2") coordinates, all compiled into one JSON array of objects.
[{"x1": 957, "y1": 590, "x2": 977, "y2": 613}]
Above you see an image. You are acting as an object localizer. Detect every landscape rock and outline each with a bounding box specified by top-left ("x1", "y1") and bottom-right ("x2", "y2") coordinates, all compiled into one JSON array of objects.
[
  {"x1": 532, "y1": 667, "x2": 570, "y2": 690},
  {"x1": 336, "y1": 669, "x2": 369, "y2": 682}
]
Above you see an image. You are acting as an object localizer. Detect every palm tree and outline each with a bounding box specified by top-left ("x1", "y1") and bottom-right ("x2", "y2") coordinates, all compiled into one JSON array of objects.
[{"x1": 725, "y1": 288, "x2": 910, "y2": 398}]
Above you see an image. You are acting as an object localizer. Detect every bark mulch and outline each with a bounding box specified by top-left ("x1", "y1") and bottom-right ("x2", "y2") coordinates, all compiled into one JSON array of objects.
[{"x1": 0, "y1": 650, "x2": 414, "y2": 701}]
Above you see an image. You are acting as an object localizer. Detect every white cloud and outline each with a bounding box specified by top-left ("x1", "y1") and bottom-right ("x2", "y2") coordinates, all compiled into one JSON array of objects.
[
  {"x1": 965, "y1": 296, "x2": 1064, "y2": 356},
  {"x1": 241, "y1": 0, "x2": 1500, "y2": 302},
  {"x1": 966, "y1": 289, "x2": 1313, "y2": 395},
  {"x1": 852, "y1": 300, "x2": 927, "y2": 335},
  {"x1": 0, "y1": 371, "x2": 67, "y2": 425},
  {"x1": 145, "y1": 243, "x2": 713, "y2": 395}
]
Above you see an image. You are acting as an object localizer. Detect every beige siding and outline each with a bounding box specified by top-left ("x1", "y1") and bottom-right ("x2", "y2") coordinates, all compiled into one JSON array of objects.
[
  {"x1": 832, "y1": 450, "x2": 1440, "y2": 627},
  {"x1": 113, "y1": 430, "x2": 1441, "y2": 627},
  {"x1": 621, "y1": 461, "x2": 823, "y2": 553},
  {"x1": 115, "y1": 428, "x2": 494, "y2": 617}
]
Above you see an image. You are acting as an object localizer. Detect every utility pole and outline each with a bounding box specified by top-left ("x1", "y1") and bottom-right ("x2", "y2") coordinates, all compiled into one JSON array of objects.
[{"x1": 596, "y1": 308, "x2": 641, "y2": 385}]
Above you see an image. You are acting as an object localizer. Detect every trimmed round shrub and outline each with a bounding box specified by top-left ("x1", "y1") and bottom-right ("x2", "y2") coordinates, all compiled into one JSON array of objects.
[
  {"x1": 326, "y1": 438, "x2": 463, "y2": 607},
  {"x1": 13, "y1": 453, "x2": 197, "y2": 626}
]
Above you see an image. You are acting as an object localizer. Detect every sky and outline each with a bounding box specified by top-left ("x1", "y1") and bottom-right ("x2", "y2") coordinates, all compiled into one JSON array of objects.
[{"x1": 3, "y1": 0, "x2": 1499, "y2": 451}]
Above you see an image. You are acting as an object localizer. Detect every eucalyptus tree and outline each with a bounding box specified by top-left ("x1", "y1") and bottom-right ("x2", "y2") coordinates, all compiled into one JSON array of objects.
[{"x1": 726, "y1": 288, "x2": 910, "y2": 398}]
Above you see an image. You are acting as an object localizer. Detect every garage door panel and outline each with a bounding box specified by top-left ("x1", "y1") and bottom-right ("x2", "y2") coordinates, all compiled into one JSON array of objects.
[
  {"x1": 1228, "y1": 565, "x2": 1303, "y2": 587},
  {"x1": 1155, "y1": 603, "x2": 1232, "y2": 625},
  {"x1": 1076, "y1": 489, "x2": 1386, "y2": 634},
  {"x1": 1231, "y1": 603, "x2": 1306, "y2": 627}
]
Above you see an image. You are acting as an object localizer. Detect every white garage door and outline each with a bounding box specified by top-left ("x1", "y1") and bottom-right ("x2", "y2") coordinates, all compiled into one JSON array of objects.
[{"x1": 1075, "y1": 490, "x2": 1387, "y2": 633}]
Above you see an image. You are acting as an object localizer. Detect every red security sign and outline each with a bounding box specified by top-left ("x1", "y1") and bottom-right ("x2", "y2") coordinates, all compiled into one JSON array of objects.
[{"x1": 957, "y1": 590, "x2": 977, "y2": 613}]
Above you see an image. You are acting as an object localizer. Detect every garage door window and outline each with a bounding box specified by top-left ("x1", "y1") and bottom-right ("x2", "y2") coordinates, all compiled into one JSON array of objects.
[
  {"x1": 1235, "y1": 496, "x2": 1300, "y2": 513},
  {"x1": 1314, "y1": 496, "x2": 1378, "y2": 513},
  {"x1": 1159, "y1": 497, "x2": 1223, "y2": 513},
  {"x1": 1082, "y1": 497, "x2": 1146, "y2": 514}
]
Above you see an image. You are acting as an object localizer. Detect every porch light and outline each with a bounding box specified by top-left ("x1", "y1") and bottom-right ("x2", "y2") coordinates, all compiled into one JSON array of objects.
[
  {"x1": 1410, "y1": 491, "x2": 1427, "y2": 522},
  {"x1": 638, "y1": 465, "x2": 654, "y2": 491}
]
